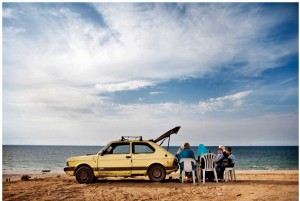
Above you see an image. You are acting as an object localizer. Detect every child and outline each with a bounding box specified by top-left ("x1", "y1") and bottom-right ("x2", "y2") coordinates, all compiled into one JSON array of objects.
[
  {"x1": 217, "y1": 147, "x2": 224, "y2": 162},
  {"x1": 215, "y1": 148, "x2": 224, "y2": 178},
  {"x1": 218, "y1": 146, "x2": 235, "y2": 180}
]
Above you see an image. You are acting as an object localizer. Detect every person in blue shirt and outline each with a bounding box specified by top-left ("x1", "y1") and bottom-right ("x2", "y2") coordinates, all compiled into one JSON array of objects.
[
  {"x1": 178, "y1": 142, "x2": 195, "y2": 162},
  {"x1": 178, "y1": 143, "x2": 196, "y2": 182}
]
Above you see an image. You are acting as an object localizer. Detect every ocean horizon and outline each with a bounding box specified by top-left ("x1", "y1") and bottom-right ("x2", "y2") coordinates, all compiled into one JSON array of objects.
[{"x1": 3, "y1": 145, "x2": 299, "y2": 174}]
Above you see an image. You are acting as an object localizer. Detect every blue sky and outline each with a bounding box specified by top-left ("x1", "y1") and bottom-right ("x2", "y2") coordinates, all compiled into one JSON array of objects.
[{"x1": 2, "y1": 3, "x2": 298, "y2": 146}]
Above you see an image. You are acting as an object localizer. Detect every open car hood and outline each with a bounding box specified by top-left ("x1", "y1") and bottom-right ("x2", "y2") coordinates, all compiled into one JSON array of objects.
[{"x1": 153, "y1": 126, "x2": 181, "y2": 143}]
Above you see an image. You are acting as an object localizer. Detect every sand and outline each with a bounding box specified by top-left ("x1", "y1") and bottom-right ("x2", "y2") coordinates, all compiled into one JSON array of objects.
[{"x1": 2, "y1": 170, "x2": 298, "y2": 201}]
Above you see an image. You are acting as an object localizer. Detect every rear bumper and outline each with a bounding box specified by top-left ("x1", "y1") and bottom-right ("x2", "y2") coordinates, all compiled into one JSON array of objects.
[{"x1": 166, "y1": 165, "x2": 178, "y2": 173}]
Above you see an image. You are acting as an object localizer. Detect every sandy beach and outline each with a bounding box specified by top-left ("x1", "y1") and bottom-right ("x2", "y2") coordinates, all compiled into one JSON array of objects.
[{"x1": 2, "y1": 170, "x2": 298, "y2": 201}]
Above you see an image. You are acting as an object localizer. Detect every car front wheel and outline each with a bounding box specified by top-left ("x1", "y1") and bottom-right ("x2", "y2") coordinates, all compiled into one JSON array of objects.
[
  {"x1": 75, "y1": 166, "x2": 94, "y2": 184},
  {"x1": 148, "y1": 164, "x2": 166, "y2": 182}
]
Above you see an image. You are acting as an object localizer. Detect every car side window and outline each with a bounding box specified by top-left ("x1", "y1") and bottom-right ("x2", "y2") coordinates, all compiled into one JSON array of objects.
[
  {"x1": 133, "y1": 143, "x2": 155, "y2": 154},
  {"x1": 103, "y1": 143, "x2": 130, "y2": 155}
]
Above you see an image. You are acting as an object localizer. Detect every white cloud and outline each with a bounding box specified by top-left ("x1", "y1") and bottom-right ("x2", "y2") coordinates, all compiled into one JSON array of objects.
[
  {"x1": 95, "y1": 80, "x2": 155, "y2": 93},
  {"x1": 279, "y1": 87, "x2": 298, "y2": 102},
  {"x1": 2, "y1": 8, "x2": 18, "y2": 19},
  {"x1": 137, "y1": 97, "x2": 145, "y2": 102},
  {"x1": 149, "y1": 91, "x2": 164, "y2": 95},
  {"x1": 214, "y1": 90, "x2": 253, "y2": 101},
  {"x1": 4, "y1": 26, "x2": 26, "y2": 35},
  {"x1": 199, "y1": 90, "x2": 253, "y2": 113}
]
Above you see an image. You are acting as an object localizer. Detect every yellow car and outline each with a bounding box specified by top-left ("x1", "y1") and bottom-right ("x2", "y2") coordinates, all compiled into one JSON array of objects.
[{"x1": 64, "y1": 127, "x2": 180, "y2": 183}]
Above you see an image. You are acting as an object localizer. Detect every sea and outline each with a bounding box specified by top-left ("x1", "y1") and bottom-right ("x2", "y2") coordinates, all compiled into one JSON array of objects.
[{"x1": 2, "y1": 145, "x2": 299, "y2": 174}]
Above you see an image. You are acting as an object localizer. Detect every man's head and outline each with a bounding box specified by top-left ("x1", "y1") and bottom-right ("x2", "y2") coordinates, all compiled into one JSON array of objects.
[
  {"x1": 218, "y1": 148, "x2": 223, "y2": 154},
  {"x1": 225, "y1": 147, "x2": 232, "y2": 154},
  {"x1": 184, "y1": 142, "x2": 190, "y2": 149}
]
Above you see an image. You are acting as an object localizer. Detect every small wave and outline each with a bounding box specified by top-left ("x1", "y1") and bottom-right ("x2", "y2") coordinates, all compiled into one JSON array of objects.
[{"x1": 249, "y1": 165, "x2": 279, "y2": 170}]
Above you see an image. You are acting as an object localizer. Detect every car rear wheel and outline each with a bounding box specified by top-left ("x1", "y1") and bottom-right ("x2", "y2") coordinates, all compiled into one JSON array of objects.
[
  {"x1": 75, "y1": 166, "x2": 94, "y2": 184},
  {"x1": 148, "y1": 164, "x2": 166, "y2": 182}
]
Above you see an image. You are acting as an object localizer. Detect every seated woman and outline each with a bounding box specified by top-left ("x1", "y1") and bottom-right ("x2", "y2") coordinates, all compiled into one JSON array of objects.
[
  {"x1": 198, "y1": 144, "x2": 216, "y2": 182},
  {"x1": 197, "y1": 144, "x2": 209, "y2": 161}
]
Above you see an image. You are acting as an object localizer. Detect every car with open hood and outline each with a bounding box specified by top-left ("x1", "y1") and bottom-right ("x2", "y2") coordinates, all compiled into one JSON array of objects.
[{"x1": 64, "y1": 126, "x2": 180, "y2": 183}]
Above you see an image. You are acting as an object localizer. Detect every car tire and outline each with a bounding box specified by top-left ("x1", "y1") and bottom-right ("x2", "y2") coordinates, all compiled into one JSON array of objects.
[
  {"x1": 148, "y1": 164, "x2": 166, "y2": 182},
  {"x1": 75, "y1": 166, "x2": 94, "y2": 184}
]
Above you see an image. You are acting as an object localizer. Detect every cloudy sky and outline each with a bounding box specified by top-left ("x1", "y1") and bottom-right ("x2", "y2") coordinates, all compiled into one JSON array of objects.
[{"x1": 2, "y1": 3, "x2": 298, "y2": 146}]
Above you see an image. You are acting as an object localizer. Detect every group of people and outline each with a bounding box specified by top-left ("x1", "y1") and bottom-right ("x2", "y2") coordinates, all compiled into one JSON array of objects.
[{"x1": 176, "y1": 143, "x2": 235, "y2": 182}]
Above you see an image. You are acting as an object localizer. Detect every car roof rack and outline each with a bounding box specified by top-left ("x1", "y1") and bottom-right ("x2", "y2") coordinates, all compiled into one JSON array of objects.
[{"x1": 121, "y1": 136, "x2": 143, "y2": 141}]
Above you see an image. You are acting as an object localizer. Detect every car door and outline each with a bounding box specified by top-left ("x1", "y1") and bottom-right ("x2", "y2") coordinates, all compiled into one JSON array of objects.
[
  {"x1": 97, "y1": 142, "x2": 132, "y2": 176},
  {"x1": 131, "y1": 142, "x2": 156, "y2": 175}
]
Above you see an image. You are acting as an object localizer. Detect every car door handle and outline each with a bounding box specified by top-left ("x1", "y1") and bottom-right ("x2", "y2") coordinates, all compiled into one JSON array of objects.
[{"x1": 126, "y1": 156, "x2": 131, "y2": 158}]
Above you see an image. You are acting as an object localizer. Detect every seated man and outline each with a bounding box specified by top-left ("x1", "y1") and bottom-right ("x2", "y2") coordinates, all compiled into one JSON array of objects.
[
  {"x1": 218, "y1": 146, "x2": 235, "y2": 180},
  {"x1": 178, "y1": 142, "x2": 195, "y2": 182}
]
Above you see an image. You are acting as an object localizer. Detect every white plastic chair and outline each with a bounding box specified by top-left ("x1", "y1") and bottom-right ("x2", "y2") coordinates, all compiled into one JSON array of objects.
[
  {"x1": 200, "y1": 153, "x2": 218, "y2": 184},
  {"x1": 179, "y1": 158, "x2": 196, "y2": 185},
  {"x1": 224, "y1": 167, "x2": 236, "y2": 182}
]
